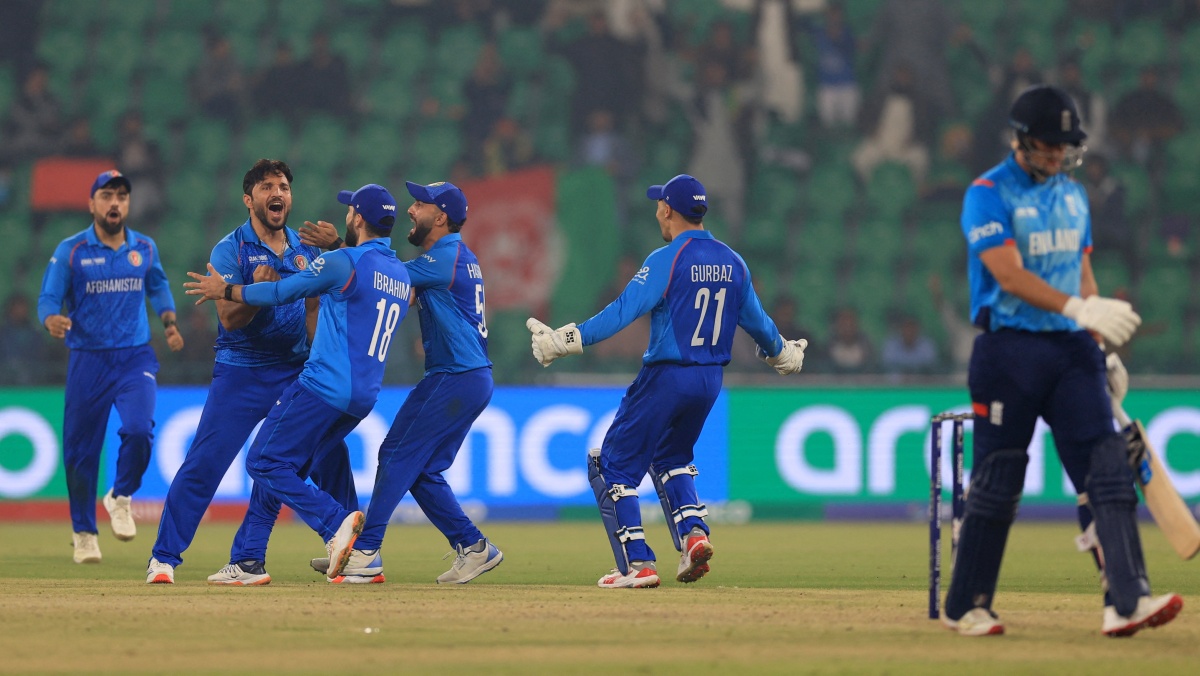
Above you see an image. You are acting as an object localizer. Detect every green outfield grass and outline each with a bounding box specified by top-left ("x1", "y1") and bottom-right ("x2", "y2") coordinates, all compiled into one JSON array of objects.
[{"x1": 1, "y1": 520, "x2": 1197, "y2": 674}]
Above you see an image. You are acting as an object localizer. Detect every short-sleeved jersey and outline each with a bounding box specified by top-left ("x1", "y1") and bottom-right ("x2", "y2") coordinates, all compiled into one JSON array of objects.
[
  {"x1": 209, "y1": 220, "x2": 321, "y2": 367},
  {"x1": 404, "y1": 233, "x2": 491, "y2": 376},
  {"x1": 242, "y1": 238, "x2": 411, "y2": 418},
  {"x1": 961, "y1": 154, "x2": 1093, "y2": 332},
  {"x1": 37, "y1": 225, "x2": 175, "y2": 350},
  {"x1": 577, "y1": 230, "x2": 782, "y2": 365}
]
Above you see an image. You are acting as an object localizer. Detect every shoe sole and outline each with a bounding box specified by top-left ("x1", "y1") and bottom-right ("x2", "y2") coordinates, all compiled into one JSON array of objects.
[
  {"x1": 598, "y1": 575, "x2": 661, "y2": 589},
  {"x1": 329, "y1": 574, "x2": 386, "y2": 584},
  {"x1": 677, "y1": 541, "x2": 714, "y2": 583},
  {"x1": 438, "y1": 551, "x2": 504, "y2": 585},
  {"x1": 74, "y1": 556, "x2": 101, "y2": 564},
  {"x1": 327, "y1": 512, "x2": 365, "y2": 577},
  {"x1": 1104, "y1": 595, "x2": 1184, "y2": 637},
  {"x1": 147, "y1": 574, "x2": 174, "y2": 584},
  {"x1": 206, "y1": 576, "x2": 271, "y2": 587}
]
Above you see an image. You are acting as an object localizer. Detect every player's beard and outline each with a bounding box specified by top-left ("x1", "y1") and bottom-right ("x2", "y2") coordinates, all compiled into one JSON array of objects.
[
  {"x1": 407, "y1": 223, "x2": 431, "y2": 247},
  {"x1": 95, "y1": 208, "x2": 124, "y2": 236},
  {"x1": 344, "y1": 223, "x2": 359, "y2": 248},
  {"x1": 253, "y1": 202, "x2": 289, "y2": 231}
]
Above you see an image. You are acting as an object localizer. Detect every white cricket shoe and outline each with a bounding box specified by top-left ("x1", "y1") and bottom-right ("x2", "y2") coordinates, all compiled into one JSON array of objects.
[
  {"x1": 942, "y1": 608, "x2": 1005, "y2": 636},
  {"x1": 310, "y1": 557, "x2": 330, "y2": 574},
  {"x1": 676, "y1": 532, "x2": 713, "y2": 583},
  {"x1": 102, "y1": 489, "x2": 136, "y2": 541},
  {"x1": 1102, "y1": 594, "x2": 1183, "y2": 637},
  {"x1": 146, "y1": 557, "x2": 174, "y2": 584},
  {"x1": 598, "y1": 563, "x2": 660, "y2": 589},
  {"x1": 437, "y1": 539, "x2": 504, "y2": 584},
  {"x1": 72, "y1": 532, "x2": 101, "y2": 564},
  {"x1": 328, "y1": 548, "x2": 385, "y2": 584},
  {"x1": 326, "y1": 511, "x2": 365, "y2": 576},
  {"x1": 207, "y1": 560, "x2": 271, "y2": 586}
]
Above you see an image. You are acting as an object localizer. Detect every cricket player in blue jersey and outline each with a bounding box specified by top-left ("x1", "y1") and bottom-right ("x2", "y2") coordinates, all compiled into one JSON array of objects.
[
  {"x1": 300, "y1": 180, "x2": 502, "y2": 585},
  {"x1": 944, "y1": 85, "x2": 1182, "y2": 637},
  {"x1": 527, "y1": 174, "x2": 807, "y2": 588},
  {"x1": 38, "y1": 170, "x2": 184, "y2": 564},
  {"x1": 147, "y1": 160, "x2": 358, "y2": 585},
  {"x1": 186, "y1": 183, "x2": 411, "y2": 578}
]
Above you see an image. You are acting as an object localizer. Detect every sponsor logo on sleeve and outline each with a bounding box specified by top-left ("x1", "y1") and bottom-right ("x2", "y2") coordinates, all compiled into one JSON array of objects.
[
  {"x1": 633, "y1": 266, "x2": 650, "y2": 284},
  {"x1": 967, "y1": 221, "x2": 1005, "y2": 244},
  {"x1": 311, "y1": 256, "x2": 325, "y2": 274}
]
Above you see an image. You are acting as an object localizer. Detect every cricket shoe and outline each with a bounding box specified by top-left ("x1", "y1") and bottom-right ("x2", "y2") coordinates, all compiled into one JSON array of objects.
[
  {"x1": 325, "y1": 511, "x2": 365, "y2": 576},
  {"x1": 207, "y1": 560, "x2": 271, "y2": 586},
  {"x1": 598, "y1": 563, "x2": 660, "y2": 589},
  {"x1": 72, "y1": 532, "x2": 101, "y2": 564},
  {"x1": 1102, "y1": 593, "x2": 1183, "y2": 637},
  {"x1": 102, "y1": 489, "x2": 136, "y2": 541},
  {"x1": 328, "y1": 548, "x2": 385, "y2": 584},
  {"x1": 437, "y1": 538, "x2": 504, "y2": 584},
  {"x1": 942, "y1": 608, "x2": 1005, "y2": 636},
  {"x1": 146, "y1": 557, "x2": 174, "y2": 584},
  {"x1": 676, "y1": 532, "x2": 714, "y2": 583}
]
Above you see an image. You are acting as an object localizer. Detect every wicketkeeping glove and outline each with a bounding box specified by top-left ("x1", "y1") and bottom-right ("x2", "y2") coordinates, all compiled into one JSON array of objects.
[
  {"x1": 1106, "y1": 352, "x2": 1128, "y2": 409},
  {"x1": 1061, "y1": 295, "x2": 1141, "y2": 347},
  {"x1": 527, "y1": 317, "x2": 583, "y2": 367},
  {"x1": 756, "y1": 336, "x2": 808, "y2": 375}
]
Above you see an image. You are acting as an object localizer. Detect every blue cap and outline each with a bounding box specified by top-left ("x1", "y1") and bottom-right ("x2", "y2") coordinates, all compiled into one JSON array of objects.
[
  {"x1": 406, "y1": 181, "x2": 467, "y2": 224},
  {"x1": 646, "y1": 174, "x2": 707, "y2": 218},
  {"x1": 337, "y1": 184, "x2": 398, "y2": 230},
  {"x1": 90, "y1": 169, "x2": 131, "y2": 197}
]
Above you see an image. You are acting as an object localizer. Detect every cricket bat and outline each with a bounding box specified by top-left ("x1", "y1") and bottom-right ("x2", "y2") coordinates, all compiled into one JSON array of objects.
[{"x1": 1114, "y1": 403, "x2": 1200, "y2": 560}]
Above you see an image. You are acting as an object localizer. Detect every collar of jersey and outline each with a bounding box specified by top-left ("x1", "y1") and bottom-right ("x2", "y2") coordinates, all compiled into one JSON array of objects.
[
  {"x1": 238, "y1": 219, "x2": 302, "y2": 251},
  {"x1": 674, "y1": 230, "x2": 713, "y2": 242},
  {"x1": 429, "y1": 233, "x2": 463, "y2": 251},
  {"x1": 358, "y1": 237, "x2": 392, "y2": 251},
  {"x1": 84, "y1": 223, "x2": 131, "y2": 250}
]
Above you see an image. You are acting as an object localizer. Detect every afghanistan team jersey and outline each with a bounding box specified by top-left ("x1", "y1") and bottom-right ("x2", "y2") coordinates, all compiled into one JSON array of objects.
[
  {"x1": 962, "y1": 153, "x2": 1093, "y2": 333},
  {"x1": 577, "y1": 230, "x2": 782, "y2": 365},
  {"x1": 209, "y1": 220, "x2": 321, "y2": 367},
  {"x1": 404, "y1": 233, "x2": 491, "y2": 376},
  {"x1": 38, "y1": 225, "x2": 175, "y2": 350},
  {"x1": 241, "y1": 238, "x2": 411, "y2": 418}
]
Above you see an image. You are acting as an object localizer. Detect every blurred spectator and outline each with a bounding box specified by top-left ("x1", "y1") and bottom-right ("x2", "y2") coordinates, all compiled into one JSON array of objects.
[
  {"x1": 1109, "y1": 67, "x2": 1184, "y2": 167},
  {"x1": 921, "y1": 123, "x2": 973, "y2": 202},
  {"x1": 701, "y1": 19, "x2": 755, "y2": 83},
  {"x1": 0, "y1": 0, "x2": 39, "y2": 72},
  {"x1": 58, "y1": 117, "x2": 100, "y2": 157},
  {"x1": 1, "y1": 62, "x2": 63, "y2": 162},
  {"x1": 928, "y1": 274, "x2": 977, "y2": 376},
  {"x1": 463, "y1": 42, "x2": 512, "y2": 152},
  {"x1": 117, "y1": 112, "x2": 166, "y2": 224},
  {"x1": 576, "y1": 109, "x2": 638, "y2": 232},
  {"x1": 685, "y1": 60, "x2": 755, "y2": 241},
  {"x1": 481, "y1": 117, "x2": 534, "y2": 176},
  {"x1": 1057, "y1": 57, "x2": 1108, "y2": 153},
  {"x1": 252, "y1": 43, "x2": 306, "y2": 121},
  {"x1": 852, "y1": 62, "x2": 933, "y2": 184},
  {"x1": 1082, "y1": 154, "x2": 1133, "y2": 265},
  {"x1": 0, "y1": 292, "x2": 44, "y2": 385},
  {"x1": 548, "y1": 10, "x2": 643, "y2": 133},
  {"x1": 808, "y1": 1, "x2": 860, "y2": 130},
  {"x1": 880, "y1": 313, "x2": 939, "y2": 376},
  {"x1": 826, "y1": 307, "x2": 874, "y2": 373},
  {"x1": 753, "y1": 1, "x2": 803, "y2": 124},
  {"x1": 192, "y1": 33, "x2": 245, "y2": 121},
  {"x1": 863, "y1": 0, "x2": 966, "y2": 120},
  {"x1": 970, "y1": 47, "x2": 1044, "y2": 174},
  {"x1": 299, "y1": 32, "x2": 351, "y2": 117}
]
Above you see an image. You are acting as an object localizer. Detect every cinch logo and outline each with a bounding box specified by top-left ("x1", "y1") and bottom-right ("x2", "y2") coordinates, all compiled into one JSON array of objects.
[
  {"x1": 967, "y1": 221, "x2": 1004, "y2": 244},
  {"x1": 127, "y1": 251, "x2": 142, "y2": 267},
  {"x1": 294, "y1": 255, "x2": 307, "y2": 270}
]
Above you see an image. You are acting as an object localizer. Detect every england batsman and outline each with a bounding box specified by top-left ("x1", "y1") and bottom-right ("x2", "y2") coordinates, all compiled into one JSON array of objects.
[
  {"x1": 526, "y1": 174, "x2": 807, "y2": 588},
  {"x1": 943, "y1": 85, "x2": 1182, "y2": 637}
]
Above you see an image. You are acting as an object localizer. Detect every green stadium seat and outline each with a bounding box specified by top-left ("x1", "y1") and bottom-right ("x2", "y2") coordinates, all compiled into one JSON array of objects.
[
  {"x1": 543, "y1": 57, "x2": 576, "y2": 100},
  {"x1": 168, "y1": 171, "x2": 220, "y2": 224},
  {"x1": 148, "y1": 31, "x2": 203, "y2": 79},
  {"x1": 789, "y1": 264, "x2": 838, "y2": 334},
  {"x1": 741, "y1": 217, "x2": 787, "y2": 262},
  {"x1": 37, "y1": 29, "x2": 89, "y2": 77},
  {"x1": 1179, "y1": 25, "x2": 1200, "y2": 68},
  {"x1": 41, "y1": 0, "x2": 95, "y2": 31},
  {"x1": 1015, "y1": 0, "x2": 1066, "y2": 32},
  {"x1": 499, "y1": 28, "x2": 545, "y2": 78},
  {"x1": 330, "y1": 21, "x2": 374, "y2": 74},
  {"x1": 1160, "y1": 169, "x2": 1200, "y2": 217},
  {"x1": 238, "y1": 118, "x2": 293, "y2": 169},
  {"x1": 909, "y1": 220, "x2": 966, "y2": 279},
  {"x1": 804, "y1": 166, "x2": 857, "y2": 222},
  {"x1": 140, "y1": 73, "x2": 190, "y2": 123},
  {"x1": 959, "y1": 2, "x2": 1006, "y2": 35},
  {"x1": 216, "y1": 0, "x2": 270, "y2": 33},
  {"x1": 164, "y1": 0, "x2": 218, "y2": 29},
  {"x1": 93, "y1": 27, "x2": 141, "y2": 80},
  {"x1": 1131, "y1": 315, "x2": 1186, "y2": 372},
  {"x1": 278, "y1": 0, "x2": 326, "y2": 41},
  {"x1": 0, "y1": 66, "x2": 16, "y2": 119},
  {"x1": 433, "y1": 25, "x2": 484, "y2": 82},
  {"x1": 1109, "y1": 162, "x2": 1151, "y2": 218},
  {"x1": 1114, "y1": 19, "x2": 1168, "y2": 73},
  {"x1": 800, "y1": 219, "x2": 847, "y2": 261},
  {"x1": 351, "y1": 122, "x2": 404, "y2": 177},
  {"x1": 118, "y1": 0, "x2": 159, "y2": 35},
  {"x1": 185, "y1": 118, "x2": 234, "y2": 173},
  {"x1": 1071, "y1": 21, "x2": 1114, "y2": 88},
  {"x1": 226, "y1": 29, "x2": 265, "y2": 70},
  {"x1": 1137, "y1": 265, "x2": 1192, "y2": 317},
  {"x1": 533, "y1": 122, "x2": 571, "y2": 163},
  {"x1": 853, "y1": 220, "x2": 905, "y2": 268},
  {"x1": 748, "y1": 168, "x2": 800, "y2": 222},
  {"x1": 1089, "y1": 253, "x2": 1132, "y2": 293},
  {"x1": 365, "y1": 77, "x2": 419, "y2": 122},
  {"x1": 380, "y1": 23, "x2": 430, "y2": 83},
  {"x1": 864, "y1": 163, "x2": 916, "y2": 222},
  {"x1": 295, "y1": 116, "x2": 349, "y2": 174}
]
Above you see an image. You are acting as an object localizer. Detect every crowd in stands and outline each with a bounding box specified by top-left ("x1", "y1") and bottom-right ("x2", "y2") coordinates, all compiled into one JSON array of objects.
[{"x1": 1, "y1": 0, "x2": 1199, "y2": 385}]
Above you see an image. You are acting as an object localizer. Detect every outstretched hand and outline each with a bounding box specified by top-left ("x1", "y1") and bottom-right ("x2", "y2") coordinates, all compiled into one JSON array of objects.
[
  {"x1": 184, "y1": 263, "x2": 228, "y2": 305},
  {"x1": 299, "y1": 220, "x2": 341, "y2": 249},
  {"x1": 527, "y1": 317, "x2": 583, "y2": 367}
]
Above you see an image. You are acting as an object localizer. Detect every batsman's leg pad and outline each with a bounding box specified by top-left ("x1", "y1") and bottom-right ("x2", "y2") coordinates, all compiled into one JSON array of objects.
[
  {"x1": 588, "y1": 449, "x2": 652, "y2": 574},
  {"x1": 1087, "y1": 434, "x2": 1150, "y2": 617},
  {"x1": 651, "y1": 463, "x2": 709, "y2": 552},
  {"x1": 945, "y1": 449, "x2": 1028, "y2": 620}
]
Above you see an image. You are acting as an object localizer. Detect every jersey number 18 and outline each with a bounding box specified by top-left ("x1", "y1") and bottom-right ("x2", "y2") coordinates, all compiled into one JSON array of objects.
[{"x1": 367, "y1": 298, "x2": 403, "y2": 362}]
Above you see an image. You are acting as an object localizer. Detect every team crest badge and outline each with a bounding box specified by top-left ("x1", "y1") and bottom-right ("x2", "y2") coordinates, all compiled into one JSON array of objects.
[
  {"x1": 294, "y1": 255, "x2": 308, "y2": 270},
  {"x1": 128, "y1": 251, "x2": 143, "y2": 266}
]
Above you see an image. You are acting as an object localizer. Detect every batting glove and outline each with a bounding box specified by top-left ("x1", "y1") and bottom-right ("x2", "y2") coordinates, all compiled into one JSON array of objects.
[
  {"x1": 527, "y1": 317, "x2": 583, "y2": 367},
  {"x1": 756, "y1": 336, "x2": 808, "y2": 375},
  {"x1": 1106, "y1": 352, "x2": 1128, "y2": 409},
  {"x1": 1062, "y1": 296, "x2": 1141, "y2": 347}
]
